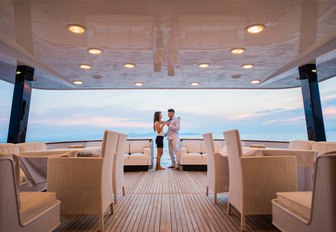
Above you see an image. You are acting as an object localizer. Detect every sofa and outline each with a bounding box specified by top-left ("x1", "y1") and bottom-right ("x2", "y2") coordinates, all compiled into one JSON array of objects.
[
  {"x1": 123, "y1": 139, "x2": 153, "y2": 171},
  {"x1": 180, "y1": 139, "x2": 226, "y2": 171}
]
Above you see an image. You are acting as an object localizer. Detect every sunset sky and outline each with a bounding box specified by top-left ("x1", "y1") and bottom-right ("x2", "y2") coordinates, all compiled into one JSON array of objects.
[{"x1": 1, "y1": 77, "x2": 335, "y2": 142}]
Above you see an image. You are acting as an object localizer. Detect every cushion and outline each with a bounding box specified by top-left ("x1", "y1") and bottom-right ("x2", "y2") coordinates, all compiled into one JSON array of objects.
[
  {"x1": 312, "y1": 142, "x2": 336, "y2": 155},
  {"x1": 130, "y1": 141, "x2": 149, "y2": 153},
  {"x1": 17, "y1": 142, "x2": 47, "y2": 152},
  {"x1": 288, "y1": 140, "x2": 314, "y2": 150},
  {"x1": 181, "y1": 141, "x2": 202, "y2": 153},
  {"x1": 276, "y1": 192, "x2": 312, "y2": 221},
  {"x1": 181, "y1": 152, "x2": 207, "y2": 165},
  {"x1": 127, "y1": 153, "x2": 150, "y2": 159},
  {"x1": 20, "y1": 192, "x2": 58, "y2": 224}
]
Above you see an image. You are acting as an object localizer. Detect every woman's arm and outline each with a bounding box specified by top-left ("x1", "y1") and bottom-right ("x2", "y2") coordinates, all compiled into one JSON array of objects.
[{"x1": 155, "y1": 121, "x2": 165, "y2": 133}]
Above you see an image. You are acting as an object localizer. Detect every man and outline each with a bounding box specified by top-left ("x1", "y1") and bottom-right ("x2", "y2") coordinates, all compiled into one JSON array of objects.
[{"x1": 166, "y1": 109, "x2": 181, "y2": 170}]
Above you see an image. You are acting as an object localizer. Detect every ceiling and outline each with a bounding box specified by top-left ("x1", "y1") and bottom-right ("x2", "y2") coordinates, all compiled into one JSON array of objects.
[{"x1": 0, "y1": 0, "x2": 336, "y2": 90}]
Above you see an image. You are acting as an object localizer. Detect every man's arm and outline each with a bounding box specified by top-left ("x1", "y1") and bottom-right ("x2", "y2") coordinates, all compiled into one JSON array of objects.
[{"x1": 169, "y1": 118, "x2": 180, "y2": 131}]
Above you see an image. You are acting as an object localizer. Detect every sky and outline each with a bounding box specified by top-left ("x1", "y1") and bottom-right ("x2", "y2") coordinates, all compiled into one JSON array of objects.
[{"x1": 0, "y1": 77, "x2": 335, "y2": 142}]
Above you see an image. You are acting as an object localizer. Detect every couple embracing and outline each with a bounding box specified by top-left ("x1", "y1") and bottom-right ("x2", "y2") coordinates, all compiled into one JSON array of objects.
[{"x1": 153, "y1": 109, "x2": 181, "y2": 171}]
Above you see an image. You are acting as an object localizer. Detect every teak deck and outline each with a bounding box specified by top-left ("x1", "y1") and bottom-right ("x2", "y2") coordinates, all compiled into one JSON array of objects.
[{"x1": 55, "y1": 170, "x2": 278, "y2": 232}]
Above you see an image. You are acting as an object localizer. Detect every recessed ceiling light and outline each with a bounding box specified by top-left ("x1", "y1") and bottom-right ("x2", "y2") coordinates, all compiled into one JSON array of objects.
[
  {"x1": 231, "y1": 74, "x2": 242, "y2": 79},
  {"x1": 92, "y1": 75, "x2": 102, "y2": 80},
  {"x1": 246, "y1": 24, "x2": 265, "y2": 34},
  {"x1": 73, "y1": 80, "x2": 83, "y2": 85},
  {"x1": 16, "y1": 71, "x2": 21, "y2": 75},
  {"x1": 241, "y1": 64, "x2": 254, "y2": 69},
  {"x1": 124, "y1": 63, "x2": 136, "y2": 69},
  {"x1": 312, "y1": 69, "x2": 317, "y2": 73},
  {"x1": 134, "y1": 82, "x2": 143, "y2": 86},
  {"x1": 198, "y1": 63, "x2": 210, "y2": 68},
  {"x1": 230, "y1": 48, "x2": 245, "y2": 54},
  {"x1": 67, "y1": 24, "x2": 86, "y2": 34},
  {"x1": 250, "y1": 80, "x2": 261, "y2": 84},
  {"x1": 190, "y1": 82, "x2": 200, "y2": 86},
  {"x1": 80, "y1": 64, "x2": 91, "y2": 70},
  {"x1": 87, "y1": 48, "x2": 103, "y2": 55}
]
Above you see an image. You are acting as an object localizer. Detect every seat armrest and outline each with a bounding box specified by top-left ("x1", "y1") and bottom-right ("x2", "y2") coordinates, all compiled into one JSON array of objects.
[
  {"x1": 18, "y1": 150, "x2": 77, "y2": 158},
  {"x1": 144, "y1": 147, "x2": 151, "y2": 157},
  {"x1": 181, "y1": 147, "x2": 187, "y2": 155},
  {"x1": 47, "y1": 157, "x2": 103, "y2": 214},
  {"x1": 241, "y1": 156, "x2": 297, "y2": 214}
]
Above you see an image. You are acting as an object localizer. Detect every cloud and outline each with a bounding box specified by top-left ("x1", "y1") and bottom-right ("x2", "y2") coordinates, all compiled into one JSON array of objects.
[
  {"x1": 323, "y1": 107, "x2": 336, "y2": 117},
  {"x1": 30, "y1": 116, "x2": 152, "y2": 129},
  {"x1": 0, "y1": 117, "x2": 8, "y2": 122},
  {"x1": 227, "y1": 113, "x2": 260, "y2": 120},
  {"x1": 255, "y1": 108, "x2": 285, "y2": 114},
  {"x1": 263, "y1": 116, "x2": 305, "y2": 125},
  {"x1": 227, "y1": 108, "x2": 287, "y2": 121},
  {"x1": 322, "y1": 94, "x2": 336, "y2": 102}
]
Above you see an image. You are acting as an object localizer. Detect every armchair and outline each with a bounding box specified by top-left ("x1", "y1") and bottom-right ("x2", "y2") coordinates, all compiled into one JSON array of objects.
[
  {"x1": 202, "y1": 133, "x2": 229, "y2": 204},
  {"x1": 224, "y1": 129, "x2": 297, "y2": 231},
  {"x1": 0, "y1": 156, "x2": 60, "y2": 232},
  {"x1": 47, "y1": 130, "x2": 119, "y2": 231},
  {"x1": 113, "y1": 133, "x2": 128, "y2": 204},
  {"x1": 272, "y1": 153, "x2": 336, "y2": 232}
]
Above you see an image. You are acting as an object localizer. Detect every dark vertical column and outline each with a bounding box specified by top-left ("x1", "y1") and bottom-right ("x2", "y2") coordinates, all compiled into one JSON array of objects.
[
  {"x1": 7, "y1": 65, "x2": 34, "y2": 144},
  {"x1": 298, "y1": 64, "x2": 326, "y2": 141}
]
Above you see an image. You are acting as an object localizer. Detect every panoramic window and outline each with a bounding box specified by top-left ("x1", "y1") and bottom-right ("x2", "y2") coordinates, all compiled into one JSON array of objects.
[
  {"x1": 0, "y1": 80, "x2": 14, "y2": 143},
  {"x1": 26, "y1": 86, "x2": 313, "y2": 142},
  {"x1": 319, "y1": 76, "x2": 336, "y2": 141}
]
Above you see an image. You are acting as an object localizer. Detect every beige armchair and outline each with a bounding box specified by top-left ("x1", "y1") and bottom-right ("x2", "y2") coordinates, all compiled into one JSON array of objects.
[
  {"x1": 224, "y1": 129, "x2": 297, "y2": 231},
  {"x1": 272, "y1": 153, "x2": 336, "y2": 232},
  {"x1": 202, "y1": 133, "x2": 229, "y2": 204},
  {"x1": 47, "y1": 130, "x2": 119, "y2": 231},
  {"x1": 113, "y1": 133, "x2": 128, "y2": 204},
  {"x1": 0, "y1": 156, "x2": 60, "y2": 232}
]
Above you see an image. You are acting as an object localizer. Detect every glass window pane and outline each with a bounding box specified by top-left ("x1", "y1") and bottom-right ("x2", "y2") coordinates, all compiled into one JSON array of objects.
[
  {"x1": 320, "y1": 76, "x2": 336, "y2": 141},
  {"x1": 0, "y1": 80, "x2": 14, "y2": 143},
  {"x1": 27, "y1": 87, "x2": 307, "y2": 142}
]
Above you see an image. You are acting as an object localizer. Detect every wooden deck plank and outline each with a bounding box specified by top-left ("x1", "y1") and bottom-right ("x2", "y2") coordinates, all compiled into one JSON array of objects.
[{"x1": 54, "y1": 169, "x2": 279, "y2": 232}]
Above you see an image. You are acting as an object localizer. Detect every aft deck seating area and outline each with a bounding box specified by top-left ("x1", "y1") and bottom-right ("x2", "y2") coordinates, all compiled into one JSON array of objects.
[{"x1": 54, "y1": 169, "x2": 278, "y2": 232}]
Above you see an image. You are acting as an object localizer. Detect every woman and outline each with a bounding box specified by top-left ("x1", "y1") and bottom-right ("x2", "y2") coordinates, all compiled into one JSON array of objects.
[{"x1": 153, "y1": 111, "x2": 167, "y2": 170}]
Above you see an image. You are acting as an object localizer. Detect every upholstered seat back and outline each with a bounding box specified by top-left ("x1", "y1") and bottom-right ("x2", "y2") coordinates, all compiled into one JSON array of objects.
[
  {"x1": 0, "y1": 143, "x2": 19, "y2": 155},
  {"x1": 129, "y1": 140, "x2": 150, "y2": 153},
  {"x1": 288, "y1": 140, "x2": 314, "y2": 150},
  {"x1": 201, "y1": 140, "x2": 225, "y2": 154},
  {"x1": 312, "y1": 142, "x2": 336, "y2": 155},
  {"x1": 17, "y1": 142, "x2": 47, "y2": 152},
  {"x1": 181, "y1": 140, "x2": 202, "y2": 153}
]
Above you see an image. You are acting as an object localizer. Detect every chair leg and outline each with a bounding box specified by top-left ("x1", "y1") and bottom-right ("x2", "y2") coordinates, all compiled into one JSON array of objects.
[
  {"x1": 206, "y1": 186, "x2": 209, "y2": 196},
  {"x1": 227, "y1": 203, "x2": 231, "y2": 215},
  {"x1": 240, "y1": 215, "x2": 245, "y2": 231},
  {"x1": 122, "y1": 186, "x2": 125, "y2": 196},
  {"x1": 214, "y1": 192, "x2": 217, "y2": 205},
  {"x1": 99, "y1": 213, "x2": 105, "y2": 232},
  {"x1": 110, "y1": 203, "x2": 114, "y2": 215},
  {"x1": 114, "y1": 194, "x2": 117, "y2": 205}
]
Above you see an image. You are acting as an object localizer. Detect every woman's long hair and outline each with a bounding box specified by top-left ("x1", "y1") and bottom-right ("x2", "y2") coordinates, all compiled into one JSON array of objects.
[{"x1": 153, "y1": 111, "x2": 161, "y2": 132}]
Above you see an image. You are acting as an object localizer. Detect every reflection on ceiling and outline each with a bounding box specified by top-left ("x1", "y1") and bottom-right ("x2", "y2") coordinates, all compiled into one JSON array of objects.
[{"x1": 0, "y1": 0, "x2": 336, "y2": 89}]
